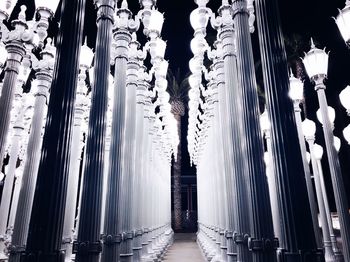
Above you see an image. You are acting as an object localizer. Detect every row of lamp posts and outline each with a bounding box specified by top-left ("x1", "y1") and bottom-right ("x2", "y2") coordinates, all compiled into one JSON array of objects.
[
  {"x1": 189, "y1": 0, "x2": 350, "y2": 262},
  {"x1": 0, "y1": 0, "x2": 178, "y2": 262}
]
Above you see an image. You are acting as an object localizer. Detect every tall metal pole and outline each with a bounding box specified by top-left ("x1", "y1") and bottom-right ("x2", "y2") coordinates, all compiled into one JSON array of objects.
[
  {"x1": 231, "y1": 1, "x2": 277, "y2": 260},
  {"x1": 0, "y1": 17, "x2": 26, "y2": 170},
  {"x1": 61, "y1": 67, "x2": 88, "y2": 260},
  {"x1": 263, "y1": 125, "x2": 282, "y2": 241},
  {"x1": 293, "y1": 100, "x2": 322, "y2": 247},
  {"x1": 119, "y1": 36, "x2": 140, "y2": 262},
  {"x1": 0, "y1": 85, "x2": 26, "y2": 260},
  {"x1": 217, "y1": 5, "x2": 251, "y2": 260},
  {"x1": 316, "y1": 159, "x2": 343, "y2": 261},
  {"x1": 306, "y1": 139, "x2": 336, "y2": 262},
  {"x1": 9, "y1": 43, "x2": 55, "y2": 262},
  {"x1": 21, "y1": 0, "x2": 86, "y2": 261},
  {"x1": 255, "y1": 0, "x2": 323, "y2": 259},
  {"x1": 100, "y1": 2, "x2": 134, "y2": 261},
  {"x1": 133, "y1": 62, "x2": 147, "y2": 261},
  {"x1": 314, "y1": 76, "x2": 350, "y2": 261},
  {"x1": 74, "y1": 1, "x2": 115, "y2": 262}
]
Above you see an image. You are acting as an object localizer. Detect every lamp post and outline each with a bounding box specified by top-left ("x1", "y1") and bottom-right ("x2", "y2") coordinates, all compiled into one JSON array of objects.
[
  {"x1": 9, "y1": 39, "x2": 55, "y2": 262},
  {"x1": 99, "y1": 1, "x2": 138, "y2": 261},
  {"x1": 61, "y1": 41, "x2": 93, "y2": 261},
  {"x1": 74, "y1": 0, "x2": 116, "y2": 261},
  {"x1": 21, "y1": 0, "x2": 86, "y2": 260},
  {"x1": 0, "y1": 65, "x2": 31, "y2": 260},
  {"x1": 230, "y1": 1, "x2": 276, "y2": 260},
  {"x1": 260, "y1": 111, "x2": 282, "y2": 241},
  {"x1": 289, "y1": 73, "x2": 323, "y2": 247},
  {"x1": 303, "y1": 40, "x2": 350, "y2": 261},
  {"x1": 313, "y1": 144, "x2": 343, "y2": 261},
  {"x1": 0, "y1": 1, "x2": 59, "y2": 173},
  {"x1": 335, "y1": 0, "x2": 350, "y2": 46},
  {"x1": 302, "y1": 119, "x2": 336, "y2": 262}
]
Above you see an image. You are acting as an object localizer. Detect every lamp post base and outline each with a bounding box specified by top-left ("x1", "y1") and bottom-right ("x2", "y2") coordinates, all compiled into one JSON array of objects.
[
  {"x1": 20, "y1": 251, "x2": 65, "y2": 262},
  {"x1": 277, "y1": 248, "x2": 324, "y2": 262}
]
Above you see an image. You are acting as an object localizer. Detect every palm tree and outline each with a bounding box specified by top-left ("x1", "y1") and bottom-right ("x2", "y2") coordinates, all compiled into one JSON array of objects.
[{"x1": 167, "y1": 68, "x2": 189, "y2": 231}]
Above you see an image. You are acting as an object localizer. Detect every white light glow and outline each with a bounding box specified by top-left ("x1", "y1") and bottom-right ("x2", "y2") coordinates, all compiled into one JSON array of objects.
[
  {"x1": 302, "y1": 119, "x2": 316, "y2": 138},
  {"x1": 339, "y1": 86, "x2": 350, "y2": 111},
  {"x1": 316, "y1": 106, "x2": 335, "y2": 125},
  {"x1": 303, "y1": 40, "x2": 329, "y2": 79}
]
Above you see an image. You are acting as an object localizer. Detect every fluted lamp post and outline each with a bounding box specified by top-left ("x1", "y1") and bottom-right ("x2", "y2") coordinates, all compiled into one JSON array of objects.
[
  {"x1": 289, "y1": 72, "x2": 322, "y2": 246},
  {"x1": 313, "y1": 144, "x2": 344, "y2": 260},
  {"x1": 302, "y1": 118, "x2": 336, "y2": 262},
  {"x1": 303, "y1": 40, "x2": 350, "y2": 261},
  {"x1": 260, "y1": 111, "x2": 282, "y2": 241},
  {"x1": 0, "y1": 0, "x2": 59, "y2": 172},
  {"x1": 335, "y1": 0, "x2": 350, "y2": 45},
  {"x1": 62, "y1": 40, "x2": 93, "y2": 261}
]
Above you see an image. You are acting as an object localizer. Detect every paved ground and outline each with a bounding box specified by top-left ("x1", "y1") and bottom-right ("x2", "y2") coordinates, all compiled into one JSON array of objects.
[{"x1": 163, "y1": 233, "x2": 206, "y2": 262}]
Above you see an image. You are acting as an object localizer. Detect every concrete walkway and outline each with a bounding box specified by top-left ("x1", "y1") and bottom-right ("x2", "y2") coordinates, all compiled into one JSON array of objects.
[{"x1": 163, "y1": 233, "x2": 206, "y2": 262}]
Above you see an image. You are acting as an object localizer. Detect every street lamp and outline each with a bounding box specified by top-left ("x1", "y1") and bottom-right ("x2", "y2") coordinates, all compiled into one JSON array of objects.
[
  {"x1": 313, "y1": 144, "x2": 344, "y2": 260},
  {"x1": 0, "y1": 0, "x2": 17, "y2": 22},
  {"x1": 302, "y1": 119, "x2": 336, "y2": 261},
  {"x1": 335, "y1": 0, "x2": 350, "y2": 45},
  {"x1": 289, "y1": 72, "x2": 322, "y2": 246},
  {"x1": 303, "y1": 39, "x2": 350, "y2": 261},
  {"x1": 0, "y1": 1, "x2": 59, "y2": 185},
  {"x1": 339, "y1": 86, "x2": 350, "y2": 115},
  {"x1": 261, "y1": 111, "x2": 282, "y2": 240},
  {"x1": 34, "y1": 0, "x2": 61, "y2": 48}
]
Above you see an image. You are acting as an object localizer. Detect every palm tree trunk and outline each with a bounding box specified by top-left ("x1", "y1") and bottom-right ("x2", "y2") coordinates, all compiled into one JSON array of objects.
[{"x1": 173, "y1": 113, "x2": 182, "y2": 231}]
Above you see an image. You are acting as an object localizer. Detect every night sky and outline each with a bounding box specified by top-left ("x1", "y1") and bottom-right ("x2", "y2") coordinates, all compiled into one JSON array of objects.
[{"x1": 5, "y1": 0, "x2": 350, "y2": 209}]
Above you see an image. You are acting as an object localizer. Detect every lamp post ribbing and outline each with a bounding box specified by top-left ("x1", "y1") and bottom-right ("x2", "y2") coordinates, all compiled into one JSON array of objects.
[
  {"x1": 9, "y1": 43, "x2": 55, "y2": 262},
  {"x1": 255, "y1": 0, "x2": 323, "y2": 260},
  {"x1": 20, "y1": 0, "x2": 86, "y2": 261},
  {"x1": 74, "y1": 1, "x2": 115, "y2": 262},
  {"x1": 314, "y1": 77, "x2": 350, "y2": 261},
  {"x1": 0, "y1": 39, "x2": 25, "y2": 169},
  {"x1": 231, "y1": 1, "x2": 277, "y2": 261},
  {"x1": 292, "y1": 99, "x2": 322, "y2": 247},
  {"x1": 306, "y1": 139, "x2": 336, "y2": 262},
  {"x1": 100, "y1": 3, "x2": 133, "y2": 261}
]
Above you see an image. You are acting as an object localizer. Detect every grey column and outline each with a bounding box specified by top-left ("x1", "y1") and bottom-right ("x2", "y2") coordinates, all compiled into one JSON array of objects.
[
  {"x1": 264, "y1": 128, "x2": 282, "y2": 240},
  {"x1": 20, "y1": 0, "x2": 86, "y2": 260},
  {"x1": 316, "y1": 159, "x2": 343, "y2": 260},
  {"x1": 0, "y1": 119, "x2": 23, "y2": 260},
  {"x1": 218, "y1": 12, "x2": 247, "y2": 261},
  {"x1": 100, "y1": 12, "x2": 131, "y2": 262},
  {"x1": 0, "y1": 40, "x2": 25, "y2": 169},
  {"x1": 255, "y1": 0, "x2": 323, "y2": 259},
  {"x1": 314, "y1": 78, "x2": 350, "y2": 261},
  {"x1": 119, "y1": 39, "x2": 140, "y2": 262},
  {"x1": 74, "y1": 1, "x2": 115, "y2": 262},
  {"x1": 307, "y1": 139, "x2": 336, "y2": 262},
  {"x1": 293, "y1": 101, "x2": 322, "y2": 247},
  {"x1": 61, "y1": 69, "x2": 87, "y2": 260},
  {"x1": 232, "y1": 1, "x2": 276, "y2": 261},
  {"x1": 214, "y1": 56, "x2": 230, "y2": 261},
  {"x1": 0, "y1": 86, "x2": 25, "y2": 258},
  {"x1": 132, "y1": 63, "x2": 146, "y2": 261},
  {"x1": 8, "y1": 47, "x2": 54, "y2": 262}
]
